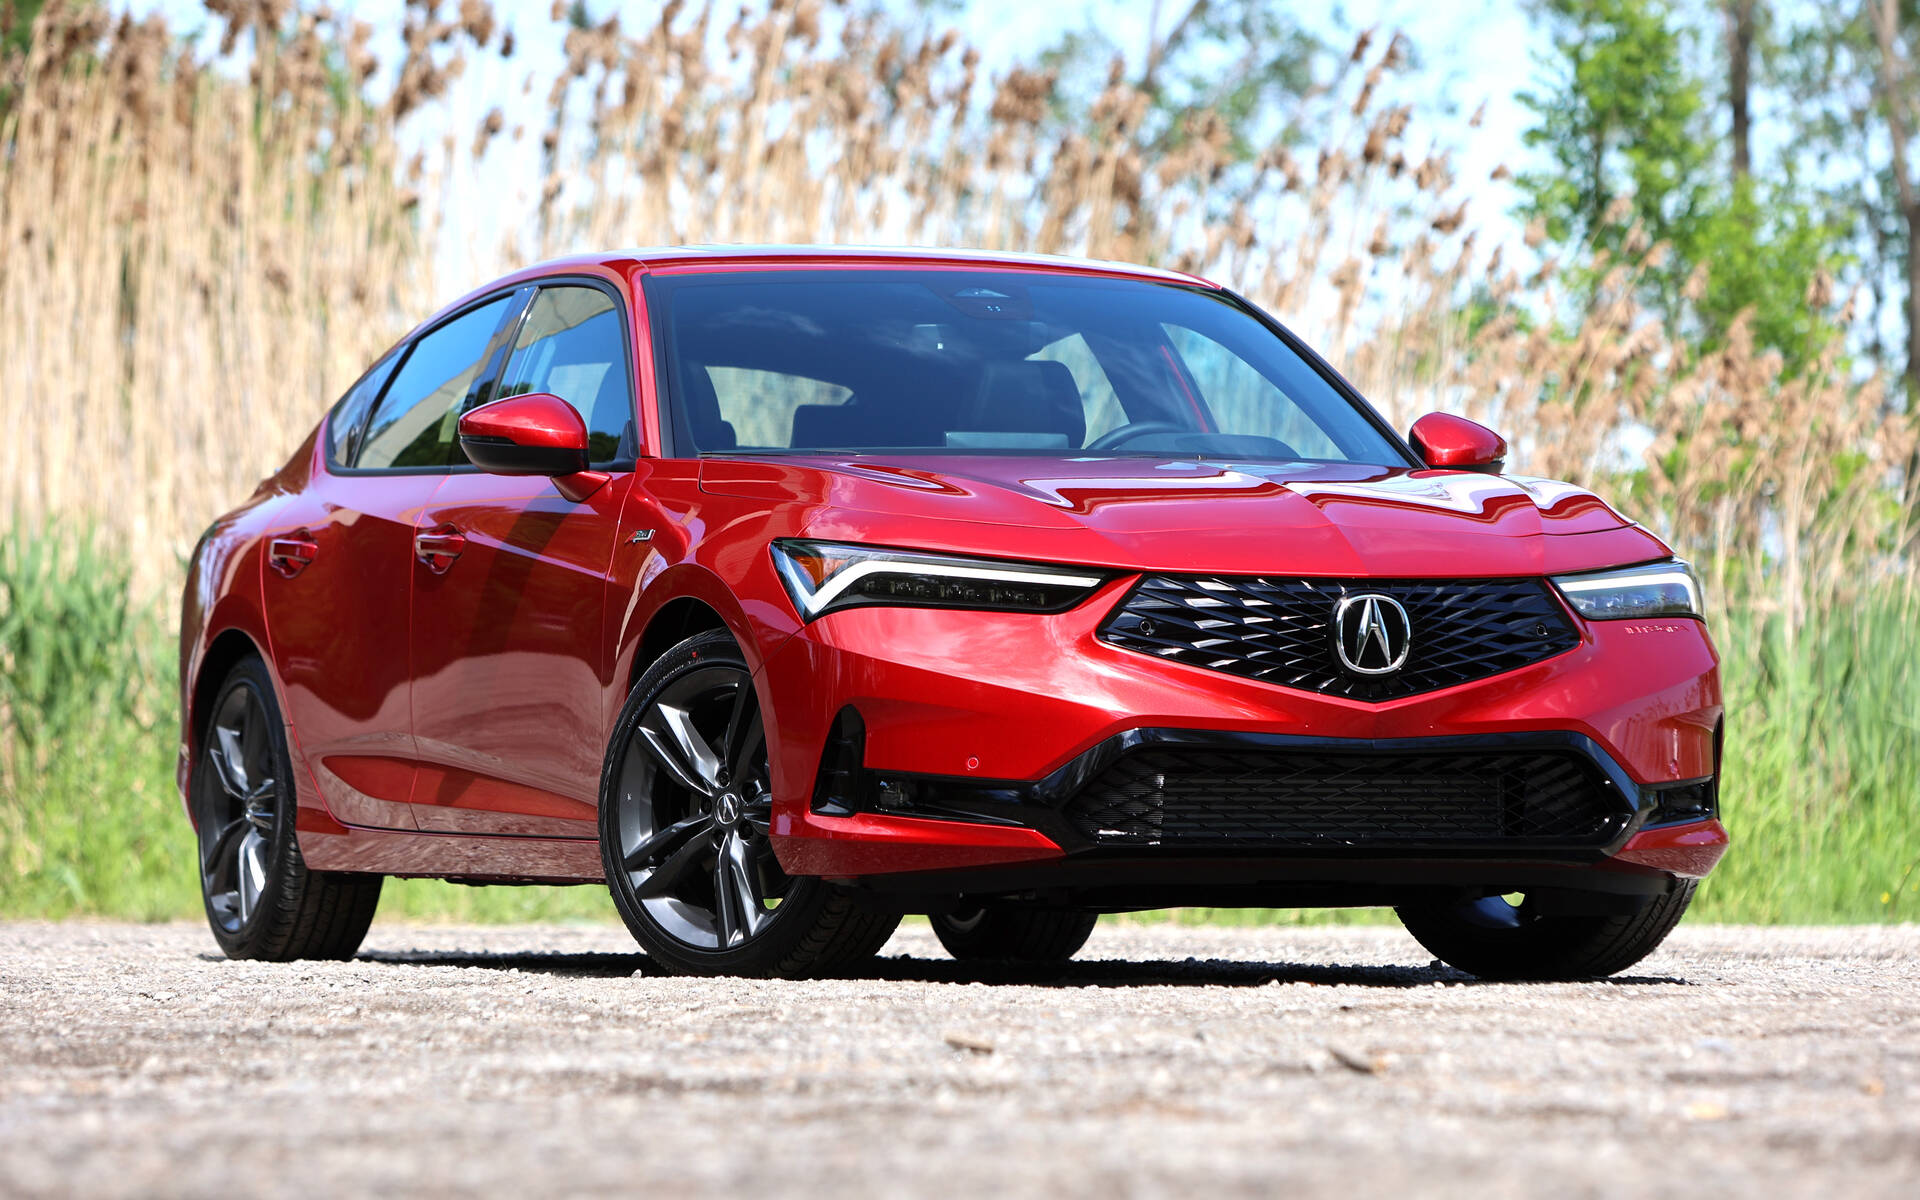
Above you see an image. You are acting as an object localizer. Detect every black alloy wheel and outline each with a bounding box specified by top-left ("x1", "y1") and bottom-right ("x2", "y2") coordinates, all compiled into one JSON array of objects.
[
  {"x1": 601, "y1": 630, "x2": 899, "y2": 977},
  {"x1": 199, "y1": 679, "x2": 280, "y2": 934},
  {"x1": 193, "y1": 656, "x2": 382, "y2": 960}
]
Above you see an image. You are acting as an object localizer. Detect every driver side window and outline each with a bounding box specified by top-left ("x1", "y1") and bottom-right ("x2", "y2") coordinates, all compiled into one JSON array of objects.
[
  {"x1": 358, "y1": 296, "x2": 514, "y2": 470},
  {"x1": 498, "y1": 285, "x2": 634, "y2": 463}
]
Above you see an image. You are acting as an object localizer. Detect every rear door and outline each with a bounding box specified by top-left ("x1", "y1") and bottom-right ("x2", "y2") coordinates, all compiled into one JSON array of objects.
[
  {"x1": 261, "y1": 291, "x2": 524, "y2": 830},
  {"x1": 407, "y1": 280, "x2": 637, "y2": 836}
]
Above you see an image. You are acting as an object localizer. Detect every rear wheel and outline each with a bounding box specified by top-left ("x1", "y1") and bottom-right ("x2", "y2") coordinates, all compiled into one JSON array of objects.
[
  {"x1": 193, "y1": 656, "x2": 382, "y2": 960},
  {"x1": 600, "y1": 630, "x2": 899, "y2": 977},
  {"x1": 1396, "y1": 883, "x2": 1696, "y2": 980},
  {"x1": 931, "y1": 905, "x2": 1099, "y2": 964}
]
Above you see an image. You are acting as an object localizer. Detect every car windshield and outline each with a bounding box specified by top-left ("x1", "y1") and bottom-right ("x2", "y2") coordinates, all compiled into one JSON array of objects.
[{"x1": 647, "y1": 268, "x2": 1409, "y2": 464}]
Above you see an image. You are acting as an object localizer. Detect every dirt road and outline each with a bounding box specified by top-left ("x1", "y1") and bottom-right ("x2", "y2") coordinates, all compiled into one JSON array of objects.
[{"x1": 1, "y1": 920, "x2": 1915, "y2": 1198}]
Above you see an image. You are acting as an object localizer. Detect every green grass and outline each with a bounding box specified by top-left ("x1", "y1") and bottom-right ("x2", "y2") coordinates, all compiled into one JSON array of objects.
[
  {"x1": 1696, "y1": 592, "x2": 1920, "y2": 922},
  {"x1": 2, "y1": 523, "x2": 1916, "y2": 925}
]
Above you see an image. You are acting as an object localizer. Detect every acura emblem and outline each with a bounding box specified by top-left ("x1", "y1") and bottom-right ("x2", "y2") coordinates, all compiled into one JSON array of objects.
[{"x1": 1333, "y1": 593, "x2": 1412, "y2": 675}]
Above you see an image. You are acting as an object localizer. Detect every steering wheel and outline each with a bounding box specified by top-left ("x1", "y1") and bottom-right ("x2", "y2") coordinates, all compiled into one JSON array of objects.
[{"x1": 1084, "y1": 421, "x2": 1189, "y2": 452}]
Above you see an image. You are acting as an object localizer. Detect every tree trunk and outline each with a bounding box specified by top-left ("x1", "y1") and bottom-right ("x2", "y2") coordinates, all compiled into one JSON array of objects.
[
  {"x1": 1908, "y1": 202, "x2": 1920, "y2": 398},
  {"x1": 1869, "y1": 0, "x2": 1920, "y2": 522},
  {"x1": 1725, "y1": 0, "x2": 1756, "y2": 177}
]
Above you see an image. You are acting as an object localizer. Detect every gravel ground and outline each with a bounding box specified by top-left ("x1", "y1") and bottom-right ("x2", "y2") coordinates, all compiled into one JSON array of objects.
[{"x1": 1, "y1": 919, "x2": 1916, "y2": 1199}]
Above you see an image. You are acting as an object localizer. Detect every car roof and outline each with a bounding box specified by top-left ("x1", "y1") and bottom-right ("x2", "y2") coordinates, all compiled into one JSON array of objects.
[
  {"x1": 407, "y1": 246, "x2": 1221, "y2": 355},
  {"x1": 527, "y1": 245, "x2": 1216, "y2": 287}
]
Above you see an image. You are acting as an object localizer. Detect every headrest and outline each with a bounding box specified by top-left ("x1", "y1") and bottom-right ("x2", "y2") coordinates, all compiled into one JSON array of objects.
[
  {"x1": 966, "y1": 360, "x2": 1085, "y2": 446},
  {"x1": 679, "y1": 364, "x2": 736, "y2": 451}
]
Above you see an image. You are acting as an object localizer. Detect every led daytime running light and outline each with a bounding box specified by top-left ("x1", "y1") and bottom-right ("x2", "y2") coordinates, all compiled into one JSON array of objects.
[{"x1": 771, "y1": 540, "x2": 1105, "y2": 620}]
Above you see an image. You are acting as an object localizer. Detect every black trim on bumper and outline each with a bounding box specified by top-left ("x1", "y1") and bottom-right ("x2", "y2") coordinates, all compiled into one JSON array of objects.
[{"x1": 818, "y1": 726, "x2": 1707, "y2": 862}]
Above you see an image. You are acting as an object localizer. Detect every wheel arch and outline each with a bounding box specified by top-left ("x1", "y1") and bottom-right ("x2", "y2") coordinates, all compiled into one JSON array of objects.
[
  {"x1": 614, "y1": 556, "x2": 791, "y2": 699},
  {"x1": 189, "y1": 628, "x2": 269, "y2": 763},
  {"x1": 628, "y1": 596, "x2": 731, "y2": 693}
]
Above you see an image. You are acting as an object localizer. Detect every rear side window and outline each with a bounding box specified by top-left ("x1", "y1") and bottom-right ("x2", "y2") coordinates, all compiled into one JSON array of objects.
[
  {"x1": 358, "y1": 296, "x2": 513, "y2": 470},
  {"x1": 324, "y1": 351, "x2": 400, "y2": 469},
  {"x1": 498, "y1": 286, "x2": 633, "y2": 463}
]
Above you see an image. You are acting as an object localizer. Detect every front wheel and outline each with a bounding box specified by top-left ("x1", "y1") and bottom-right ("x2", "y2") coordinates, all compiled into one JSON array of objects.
[
  {"x1": 931, "y1": 905, "x2": 1099, "y2": 964},
  {"x1": 600, "y1": 630, "x2": 899, "y2": 977},
  {"x1": 1396, "y1": 882, "x2": 1697, "y2": 980}
]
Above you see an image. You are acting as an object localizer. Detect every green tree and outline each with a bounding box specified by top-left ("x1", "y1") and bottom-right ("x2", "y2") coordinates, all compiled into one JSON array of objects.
[
  {"x1": 2, "y1": 0, "x2": 42, "y2": 58},
  {"x1": 1517, "y1": 0, "x2": 1841, "y2": 373},
  {"x1": 1777, "y1": 1, "x2": 1920, "y2": 406},
  {"x1": 1518, "y1": 0, "x2": 1708, "y2": 277}
]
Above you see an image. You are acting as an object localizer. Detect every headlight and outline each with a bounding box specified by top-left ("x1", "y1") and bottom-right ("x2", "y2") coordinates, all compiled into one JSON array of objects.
[
  {"x1": 770, "y1": 539, "x2": 1108, "y2": 621},
  {"x1": 1551, "y1": 559, "x2": 1703, "y2": 621}
]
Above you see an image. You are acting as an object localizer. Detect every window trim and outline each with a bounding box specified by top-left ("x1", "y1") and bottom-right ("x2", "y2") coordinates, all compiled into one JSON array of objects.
[{"x1": 492, "y1": 274, "x2": 641, "y2": 470}]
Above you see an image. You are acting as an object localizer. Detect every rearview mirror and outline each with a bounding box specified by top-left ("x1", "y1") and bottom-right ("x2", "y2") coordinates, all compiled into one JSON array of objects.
[
  {"x1": 458, "y1": 393, "x2": 610, "y2": 502},
  {"x1": 1409, "y1": 412, "x2": 1506, "y2": 474},
  {"x1": 459, "y1": 393, "x2": 590, "y2": 474}
]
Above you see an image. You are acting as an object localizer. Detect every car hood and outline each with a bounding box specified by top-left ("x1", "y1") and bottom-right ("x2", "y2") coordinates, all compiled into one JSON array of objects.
[{"x1": 700, "y1": 455, "x2": 1670, "y2": 577}]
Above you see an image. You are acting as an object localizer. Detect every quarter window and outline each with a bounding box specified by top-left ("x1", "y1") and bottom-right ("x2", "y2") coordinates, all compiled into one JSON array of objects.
[
  {"x1": 358, "y1": 296, "x2": 513, "y2": 470},
  {"x1": 498, "y1": 286, "x2": 633, "y2": 463},
  {"x1": 325, "y1": 350, "x2": 400, "y2": 469}
]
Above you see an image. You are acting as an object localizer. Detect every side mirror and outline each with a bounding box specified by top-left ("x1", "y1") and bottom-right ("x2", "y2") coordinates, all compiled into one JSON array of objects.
[
  {"x1": 1409, "y1": 412, "x2": 1507, "y2": 474},
  {"x1": 458, "y1": 393, "x2": 609, "y2": 501}
]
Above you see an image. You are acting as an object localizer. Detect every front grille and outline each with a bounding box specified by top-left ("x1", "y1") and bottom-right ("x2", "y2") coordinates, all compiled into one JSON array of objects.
[
  {"x1": 1064, "y1": 748, "x2": 1626, "y2": 849},
  {"x1": 1100, "y1": 575, "x2": 1580, "y2": 700}
]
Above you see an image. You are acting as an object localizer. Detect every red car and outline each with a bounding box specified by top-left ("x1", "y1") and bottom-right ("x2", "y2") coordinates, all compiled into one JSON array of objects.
[{"x1": 178, "y1": 247, "x2": 1726, "y2": 978}]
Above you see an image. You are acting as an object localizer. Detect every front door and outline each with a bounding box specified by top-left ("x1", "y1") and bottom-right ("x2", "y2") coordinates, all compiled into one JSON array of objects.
[
  {"x1": 407, "y1": 282, "x2": 638, "y2": 836},
  {"x1": 263, "y1": 290, "x2": 525, "y2": 829}
]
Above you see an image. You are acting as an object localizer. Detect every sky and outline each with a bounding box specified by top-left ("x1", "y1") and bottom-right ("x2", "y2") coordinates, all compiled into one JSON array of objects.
[{"x1": 125, "y1": 0, "x2": 1547, "y2": 287}]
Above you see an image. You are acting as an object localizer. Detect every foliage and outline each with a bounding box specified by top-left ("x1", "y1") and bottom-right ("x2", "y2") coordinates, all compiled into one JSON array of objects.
[
  {"x1": 0, "y1": 523, "x2": 185, "y2": 919},
  {"x1": 1519, "y1": 0, "x2": 1708, "y2": 266},
  {"x1": 1036, "y1": 0, "x2": 1324, "y2": 162},
  {"x1": 1702, "y1": 586, "x2": 1920, "y2": 923},
  {"x1": 1772, "y1": 0, "x2": 1920, "y2": 385},
  {"x1": 0, "y1": 0, "x2": 47, "y2": 108},
  {"x1": 1515, "y1": 0, "x2": 1843, "y2": 372}
]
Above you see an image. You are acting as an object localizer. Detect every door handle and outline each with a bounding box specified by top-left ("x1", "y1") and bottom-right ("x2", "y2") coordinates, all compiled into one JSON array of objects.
[
  {"x1": 267, "y1": 531, "x2": 318, "y2": 578},
  {"x1": 414, "y1": 525, "x2": 467, "y2": 573}
]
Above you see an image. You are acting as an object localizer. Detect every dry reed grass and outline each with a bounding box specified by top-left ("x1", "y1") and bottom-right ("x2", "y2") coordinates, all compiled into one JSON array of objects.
[{"x1": 0, "y1": 0, "x2": 1912, "y2": 624}]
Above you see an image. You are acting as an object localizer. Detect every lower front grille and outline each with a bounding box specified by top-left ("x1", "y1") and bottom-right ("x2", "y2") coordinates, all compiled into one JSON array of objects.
[{"x1": 1064, "y1": 748, "x2": 1627, "y2": 849}]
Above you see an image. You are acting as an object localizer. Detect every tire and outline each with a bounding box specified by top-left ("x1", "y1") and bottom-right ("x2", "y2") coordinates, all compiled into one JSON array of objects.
[
  {"x1": 931, "y1": 905, "x2": 1099, "y2": 964},
  {"x1": 600, "y1": 630, "x2": 899, "y2": 978},
  {"x1": 193, "y1": 655, "x2": 382, "y2": 961},
  {"x1": 1396, "y1": 882, "x2": 1697, "y2": 980}
]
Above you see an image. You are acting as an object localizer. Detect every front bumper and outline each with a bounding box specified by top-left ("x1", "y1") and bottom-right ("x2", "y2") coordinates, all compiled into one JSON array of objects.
[{"x1": 761, "y1": 579, "x2": 1725, "y2": 897}]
